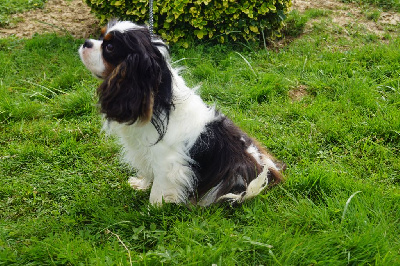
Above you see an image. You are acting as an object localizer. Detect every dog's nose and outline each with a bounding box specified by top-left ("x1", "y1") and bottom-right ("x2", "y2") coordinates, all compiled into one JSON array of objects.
[{"x1": 83, "y1": 40, "x2": 93, "y2": 49}]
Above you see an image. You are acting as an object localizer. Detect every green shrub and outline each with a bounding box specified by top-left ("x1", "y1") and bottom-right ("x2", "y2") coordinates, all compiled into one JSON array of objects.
[{"x1": 84, "y1": 0, "x2": 292, "y2": 46}]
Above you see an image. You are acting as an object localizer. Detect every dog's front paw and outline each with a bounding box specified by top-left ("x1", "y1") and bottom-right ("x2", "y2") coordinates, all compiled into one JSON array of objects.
[
  {"x1": 149, "y1": 192, "x2": 181, "y2": 206},
  {"x1": 128, "y1": 176, "x2": 151, "y2": 190}
]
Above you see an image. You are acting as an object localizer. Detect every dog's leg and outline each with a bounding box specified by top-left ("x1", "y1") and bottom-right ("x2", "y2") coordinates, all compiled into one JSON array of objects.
[
  {"x1": 149, "y1": 181, "x2": 182, "y2": 205},
  {"x1": 127, "y1": 167, "x2": 154, "y2": 190},
  {"x1": 149, "y1": 164, "x2": 193, "y2": 206},
  {"x1": 128, "y1": 175, "x2": 152, "y2": 190}
]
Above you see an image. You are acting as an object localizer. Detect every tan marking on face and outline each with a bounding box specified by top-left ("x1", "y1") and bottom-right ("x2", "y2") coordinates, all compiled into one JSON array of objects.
[
  {"x1": 101, "y1": 26, "x2": 107, "y2": 36},
  {"x1": 104, "y1": 33, "x2": 113, "y2": 41}
]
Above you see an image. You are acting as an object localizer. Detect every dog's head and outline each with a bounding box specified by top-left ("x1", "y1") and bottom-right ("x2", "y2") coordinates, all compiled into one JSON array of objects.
[{"x1": 79, "y1": 21, "x2": 173, "y2": 138}]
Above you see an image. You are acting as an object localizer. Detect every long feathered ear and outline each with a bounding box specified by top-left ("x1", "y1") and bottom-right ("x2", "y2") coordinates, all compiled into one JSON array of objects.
[{"x1": 97, "y1": 44, "x2": 162, "y2": 125}]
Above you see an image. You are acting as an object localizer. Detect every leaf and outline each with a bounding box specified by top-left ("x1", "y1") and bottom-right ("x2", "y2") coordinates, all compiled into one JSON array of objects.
[
  {"x1": 249, "y1": 25, "x2": 259, "y2": 33},
  {"x1": 268, "y1": 4, "x2": 277, "y2": 11},
  {"x1": 259, "y1": 3, "x2": 269, "y2": 14},
  {"x1": 195, "y1": 30, "x2": 206, "y2": 39},
  {"x1": 189, "y1": 6, "x2": 197, "y2": 15}
]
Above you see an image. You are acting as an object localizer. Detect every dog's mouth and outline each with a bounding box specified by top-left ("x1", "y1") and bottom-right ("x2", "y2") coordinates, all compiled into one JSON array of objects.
[{"x1": 79, "y1": 45, "x2": 107, "y2": 80}]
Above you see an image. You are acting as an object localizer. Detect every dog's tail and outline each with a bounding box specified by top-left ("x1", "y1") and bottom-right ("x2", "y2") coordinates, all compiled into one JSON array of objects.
[
  {"x1": 267, "y1": 161, "x2": 286, "y2": 187},
  {"x1": 216, "y1": 158, "x2": 285, "y2": 204}
]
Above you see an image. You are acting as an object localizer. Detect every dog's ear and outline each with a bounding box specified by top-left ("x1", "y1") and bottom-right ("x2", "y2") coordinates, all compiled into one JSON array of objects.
[{"x1": 97, "y1": 42, "x2": 162, "y2": 124}]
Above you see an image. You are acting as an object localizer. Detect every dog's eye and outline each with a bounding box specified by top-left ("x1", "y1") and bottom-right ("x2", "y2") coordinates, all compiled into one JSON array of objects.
[{"x1": 105, "y1": 43, "x2": 114, "y2": 52}]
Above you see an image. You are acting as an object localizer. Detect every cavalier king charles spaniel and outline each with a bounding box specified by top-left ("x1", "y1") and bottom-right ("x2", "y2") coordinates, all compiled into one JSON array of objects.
[{"x1": 79, "y1": 21, "x2": 284, "y2": 206}]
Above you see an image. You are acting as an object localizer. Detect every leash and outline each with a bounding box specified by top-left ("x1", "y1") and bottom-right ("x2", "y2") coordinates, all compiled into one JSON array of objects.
[{"x1": 149, "y1": 0, "x2": 154, "y2": 36}]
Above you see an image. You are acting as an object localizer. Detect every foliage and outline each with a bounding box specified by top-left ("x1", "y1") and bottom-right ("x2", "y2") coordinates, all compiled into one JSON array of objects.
[{"x1": 84, "y1": 0, "x2": 292, "y2": 46}]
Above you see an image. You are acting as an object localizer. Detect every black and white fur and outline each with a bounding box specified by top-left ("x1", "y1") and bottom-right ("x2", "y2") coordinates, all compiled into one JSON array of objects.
[{"x1": 79, "y1": 21, "x2": 284, "y2": 206}]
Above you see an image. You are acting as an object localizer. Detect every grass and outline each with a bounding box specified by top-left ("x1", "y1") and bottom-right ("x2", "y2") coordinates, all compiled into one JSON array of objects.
[
  {"x1": 341, "y1": 0, "x2": 400, "y2": 11},
  {"x1": 0, "y1": 0, "x2": 47, "y2": 27},
  {"x1": 1, "y1": 3, "x2": 400, "y2": 265},
  {"x1": 0, "y1": 0, "x2": 46, "y2": 14}
]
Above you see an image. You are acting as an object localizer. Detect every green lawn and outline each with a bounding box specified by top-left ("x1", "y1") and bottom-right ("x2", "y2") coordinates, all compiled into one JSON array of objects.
[
  {"x1": 1, "y1": 2, "x2": 400, "y2": 265},
  {"x1": 0, "y1": 0, "x2": 47, "y2": 27},
  {"x1": 0, "y1": 0, "x2": 46, "y2": 14}
]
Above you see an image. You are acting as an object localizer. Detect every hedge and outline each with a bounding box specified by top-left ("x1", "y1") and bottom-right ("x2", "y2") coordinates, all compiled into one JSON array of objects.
[{"x1": 85, "y1": 0, "x2": 292, "y2": 46}]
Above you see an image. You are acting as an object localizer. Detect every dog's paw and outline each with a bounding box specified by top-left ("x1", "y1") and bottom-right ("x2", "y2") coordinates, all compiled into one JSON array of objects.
[
  {"x1": 128, "y1": 176, "x2": 151, "y2": 190},
  {"x1": 149, "y1": 193, "x2": 180, "y2": 206}
]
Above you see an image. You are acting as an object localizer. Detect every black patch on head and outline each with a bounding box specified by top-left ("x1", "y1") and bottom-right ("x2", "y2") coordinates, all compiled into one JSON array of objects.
[
  {"x1": 97, "y1": 26, "x2": 173, "y2": 142},
  {"x1": 189, "y1": 114, "x2": 264, "y2": 201}
]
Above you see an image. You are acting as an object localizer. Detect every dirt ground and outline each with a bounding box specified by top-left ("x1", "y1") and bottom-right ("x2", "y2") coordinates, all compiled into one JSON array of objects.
[
  {"x1": 0, "y1": 0, "x2": 399, "y2": 39},
  {"x1": 293, "y1": 0, "x2": 400, "y2": 37},
  {"x1": 0, "y1": 0, "x2": 98, "y2": 39}
]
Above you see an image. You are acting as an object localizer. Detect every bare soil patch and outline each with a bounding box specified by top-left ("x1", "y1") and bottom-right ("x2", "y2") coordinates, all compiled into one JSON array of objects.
[
  {"x1": 292, "y1": 0, "x2": 400, "y2": 37},
  {"x1": 0, "y1": 0, "x2": 99, "y2": 39},
  {"x1": 288, "y1": 85, "x2": 309, "y2": 102}
]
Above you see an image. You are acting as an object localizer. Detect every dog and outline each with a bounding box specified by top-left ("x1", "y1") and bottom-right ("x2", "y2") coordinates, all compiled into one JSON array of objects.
[{"x1": 79, "y1": 20, "x2": 284, "y2": 206}]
